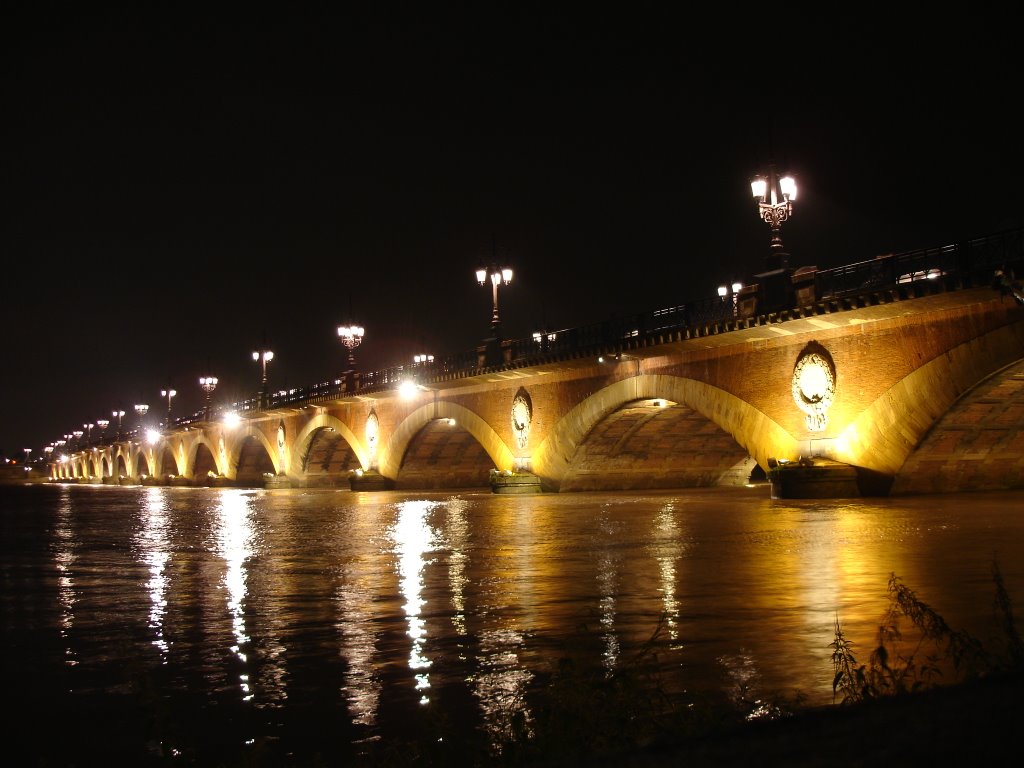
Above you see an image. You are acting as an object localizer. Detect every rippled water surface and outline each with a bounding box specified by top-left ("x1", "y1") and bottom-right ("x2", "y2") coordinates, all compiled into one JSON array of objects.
[{"x1": 3, "y1": 483, "x2": 1023, "y2": 764}]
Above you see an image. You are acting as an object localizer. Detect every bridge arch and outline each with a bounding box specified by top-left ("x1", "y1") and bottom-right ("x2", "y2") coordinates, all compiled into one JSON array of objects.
[
  {"x1": 225, "y1": 428, "x2": 279, "y2": 483},
  {"x1": 533, "y1": 374, "x2": 800, "y2": 489},
  {"x1": 835, "y1": 322, "x2": 1024, "y2": 476},
  {"x1": 115, "y1": 453, "x2": 128, "y2": 481},
  {"x1": 185, "y1": 435, "x2": 221, "y2": 480},
  {"x1": 153, "y1": 443, "x2": 181, "y2": 480},
  {"x1": 135, "y1": 451, "x2": 151, "y2": 479},
  {"x1": 292, "y1": 414, "x2": 366, "y2": 478},
  {"x1": 379, "y1": 401, "x2": 514, "y2": 481}
]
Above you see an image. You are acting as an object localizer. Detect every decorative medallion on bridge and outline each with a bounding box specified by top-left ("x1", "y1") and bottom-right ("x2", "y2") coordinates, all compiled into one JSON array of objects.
[
  {"x1": 792, "y1": 342, "x2": 836, "y2": 432},
  {"x1": 511, "y1": 389, "x2": 533, "y2": 450}
]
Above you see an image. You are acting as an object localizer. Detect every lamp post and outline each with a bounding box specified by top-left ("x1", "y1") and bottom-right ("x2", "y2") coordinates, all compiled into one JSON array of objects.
[
  {"x1": 476, "y1": 264, "x2": 513, "y2": 339},
  {"x1": 134, "y1": 404, "x2": 149, "y2": 440},
  {"x1": 160, "y1": 388, "x2": 176, "y2": 430},
  {"x1": 96, "y1": 419, "x2": 109, "y2": 444},
  {"x1": 337, "y1": 324, "x2": 365, "y2": 372},
  {"x1": 717, "y1": 281, "x2": 744, "y2": 317},
  {"x1": 72, "y1": 430, "x2": 84, "y2": 450},
  {"x1": 199, "y1": 376, "x2": 218, "y2": 422},
  {"x1": 84, "y1": 422, "x2": 94, "y2": 444},
  {"x1": 112, "y1": 410, "x2": 125, "y2": 440},
  {"x1": 751, "y1": 163, "x2": 797, "y2": 271},
  {"x1": 252, "y1": 347, "x2": 274, "y2": 409},
  {"x1": 23, "y1": 448, "x2": 31, "y2": 468}
]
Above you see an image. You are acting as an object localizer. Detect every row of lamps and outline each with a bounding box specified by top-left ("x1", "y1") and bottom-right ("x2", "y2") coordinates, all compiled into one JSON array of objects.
[{"x1": 44, "y1": 167, "x2": 795, "y2": 461}]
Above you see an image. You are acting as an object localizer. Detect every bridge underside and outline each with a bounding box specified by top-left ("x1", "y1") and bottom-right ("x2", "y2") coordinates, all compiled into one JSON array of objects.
[
  {"x1": 557, "y1": 398, "x2": 759, "y2": 491},
  {"x1": 891, "y1": 357, "x2": 1024, "y2": 494}
]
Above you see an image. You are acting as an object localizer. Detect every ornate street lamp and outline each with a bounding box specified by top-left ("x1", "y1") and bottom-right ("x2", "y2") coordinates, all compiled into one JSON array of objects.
[
  {"x1": 112, "y1": 410, "x2": 125, "y2": 440},
  {"x1": 72, "y1": 430, "x2": 84, "y2": 449},
  {"x1": 476, "y1": 264, "x2": 513, "y2": 339},
  {"x1": 252, "y1": 347, "x2": 274, "y2": 409},
  {"x1": 199, "y1": 376, "x2": 218, "y2": 422},
  {"x1": 160, "y1": 389, "x2": 177, "y2": 429},
  {"x1": 413, "y1": 353, "x2": 434, "y2": 365},
  {"x1": 751, "y1": 163, "x2": 797, "y2": 271},
  {"x1": 84, "y1": 422, "x2": 94, "y2": 444},
  {"x1": 96, "y1": 419, "x2": 110, "y2": 444},
  {"x1": 337, "y1": 324, "x2": 365, "y2": 371}
]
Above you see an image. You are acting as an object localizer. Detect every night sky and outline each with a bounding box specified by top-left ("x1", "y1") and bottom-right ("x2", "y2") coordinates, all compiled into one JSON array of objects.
[{"x1": 4, "y1": 11, "x2": 1023, "y2": 460}]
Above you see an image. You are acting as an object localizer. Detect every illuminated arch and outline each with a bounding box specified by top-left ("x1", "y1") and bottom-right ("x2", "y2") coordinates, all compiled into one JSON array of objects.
[
  {"x1": 532, "y1": 373, "x2": 799, "y2": 486},
  {"x1": 378, "y1": 401, "x2": 514, "y2": 480},
  {"x1": 223, "y1": 424, "x2": 280, "y2": 479},
  {"x1": 186, "y1": 433, "x2": 222, "y2": 477},
  {"x1": 153, "y1": 443, "x2": 181, "y2": 478},
  {"x1": 292, "y1": 414, "x2": 366, "y2": 476},
  {"x1": 835, "y1": 323, "x2": 1024, "y2": 475}
]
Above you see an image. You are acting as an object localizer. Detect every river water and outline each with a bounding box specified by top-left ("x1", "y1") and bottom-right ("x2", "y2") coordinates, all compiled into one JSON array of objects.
[{"x1": 2, "y1": 483, "x2": 1022, "y2": 765}]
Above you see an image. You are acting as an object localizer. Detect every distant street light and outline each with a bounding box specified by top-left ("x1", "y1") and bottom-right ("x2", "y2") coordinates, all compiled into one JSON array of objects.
[
  {"x1": 413, "y1": 354, "x2": 434, "y2": 365},
  {"x1": 160, "y1": 388, "x2": 177, "y2": 430},
  {"x1": 84, "y1": 422, "x2": 94, "y2": 444},
  {"x1": 23, "y1": 448, "x2": 31, "y2": 468},
  {"x1": 252, "y1": 347, "x2": 274, "y2": 408},
  {"x1": 72, "y1": 430, "x2": 84, "y2": 449},
  {"x1": 717, "y1": 281, "x2": 744, "y2": 317},
  {"x1": 751, "y1": 163, "x2": 797, "y2": 271},
  {"x1": 199, "y1": 376, "x2": 218, "y2": 422},
  {"x1": 112, "y1": 410, "x2": 125, "y2": 440},
  {"x1": 96, "y1": 419, "x2": 110, "y2": 444},
  {"x1": 134, "y1": 404, "x2": 149, "y2": 440}
]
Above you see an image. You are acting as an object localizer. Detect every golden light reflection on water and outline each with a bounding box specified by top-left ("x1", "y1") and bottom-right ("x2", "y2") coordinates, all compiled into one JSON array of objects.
[
  {"x1": 470, "y1": 498, "x2": 538, "y2": 749},
  {"x1": 215, "y1": 489, "x2": 256, "y2": 700},
  {"x1": 390, "y1": 499, "x2": 439, "y2": 703},
  {"x1": 23, "y1": 484, "x2": 1024, "y2": 757},
  {"x1": 136, "y1": 487, "x2": 171, "y2": 658},
  {"x1": 596, "y1": 503, "x2": 622, "y2": 672},
  {"x1": 53, "y1": 485, "x2": 76, "y2": 665},
  {"x1": 335, "y1": 501, "x2": 384, "y2": 727},
  {"x1": 445, "y1": 497, "x2": 470, "y2": 638},
  {"x1": 651, "y1": 501, "x2": 684, "y2": 644}
]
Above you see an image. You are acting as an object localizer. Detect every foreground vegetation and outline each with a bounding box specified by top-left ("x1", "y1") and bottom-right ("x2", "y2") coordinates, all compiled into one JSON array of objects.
[{"x1": 830, "y1": 559, "x2": 1023, "y2": 705}]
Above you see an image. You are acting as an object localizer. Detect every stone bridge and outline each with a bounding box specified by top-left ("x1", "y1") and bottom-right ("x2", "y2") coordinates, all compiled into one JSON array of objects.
[{"x1": 54, "y1": 282, "x2": 1024, "y2": 496}]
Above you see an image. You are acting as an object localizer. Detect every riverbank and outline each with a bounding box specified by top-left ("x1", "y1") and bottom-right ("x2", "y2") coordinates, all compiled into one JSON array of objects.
[{"x1": 592, "y1": 671, "x2": 1022, "y2": 767}]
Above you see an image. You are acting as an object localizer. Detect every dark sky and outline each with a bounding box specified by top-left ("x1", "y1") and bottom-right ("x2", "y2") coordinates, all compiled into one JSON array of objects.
[{"x1": 3, "y1": 11, "x2": 1023, "y2": 459}]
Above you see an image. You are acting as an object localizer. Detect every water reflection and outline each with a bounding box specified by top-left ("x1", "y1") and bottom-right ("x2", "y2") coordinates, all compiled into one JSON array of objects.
[
  {"x1": 650, "y1": 501, "x2": 684, "y2": 644},
  {"x1": 135, "y1": 487, "x2": 171, "y2": 658},
  {"x1": 472, "y1": 500, "x2": 537, "y2": 749},
  {"x1": 11, "y1": 485, "x2": 1024, "y2": 764},
  {"x1": 596, "y1": 503, "x2": 622, "y2": 672},
  {"x1": 52, "y1": 486, "x2": 76, "y2": 665},
  {"x1": 215, "y1": 489, "x2": 256, "y2": 700},
  {"x1": 390, "y1": 499, "x2": 438, "y2": 703},
  {"x1": 334, "y1": 502, "x2": 383, "y2": 727},
  {"x1": 444, "y1": 497, "x2": 470, "y2": 639}
]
